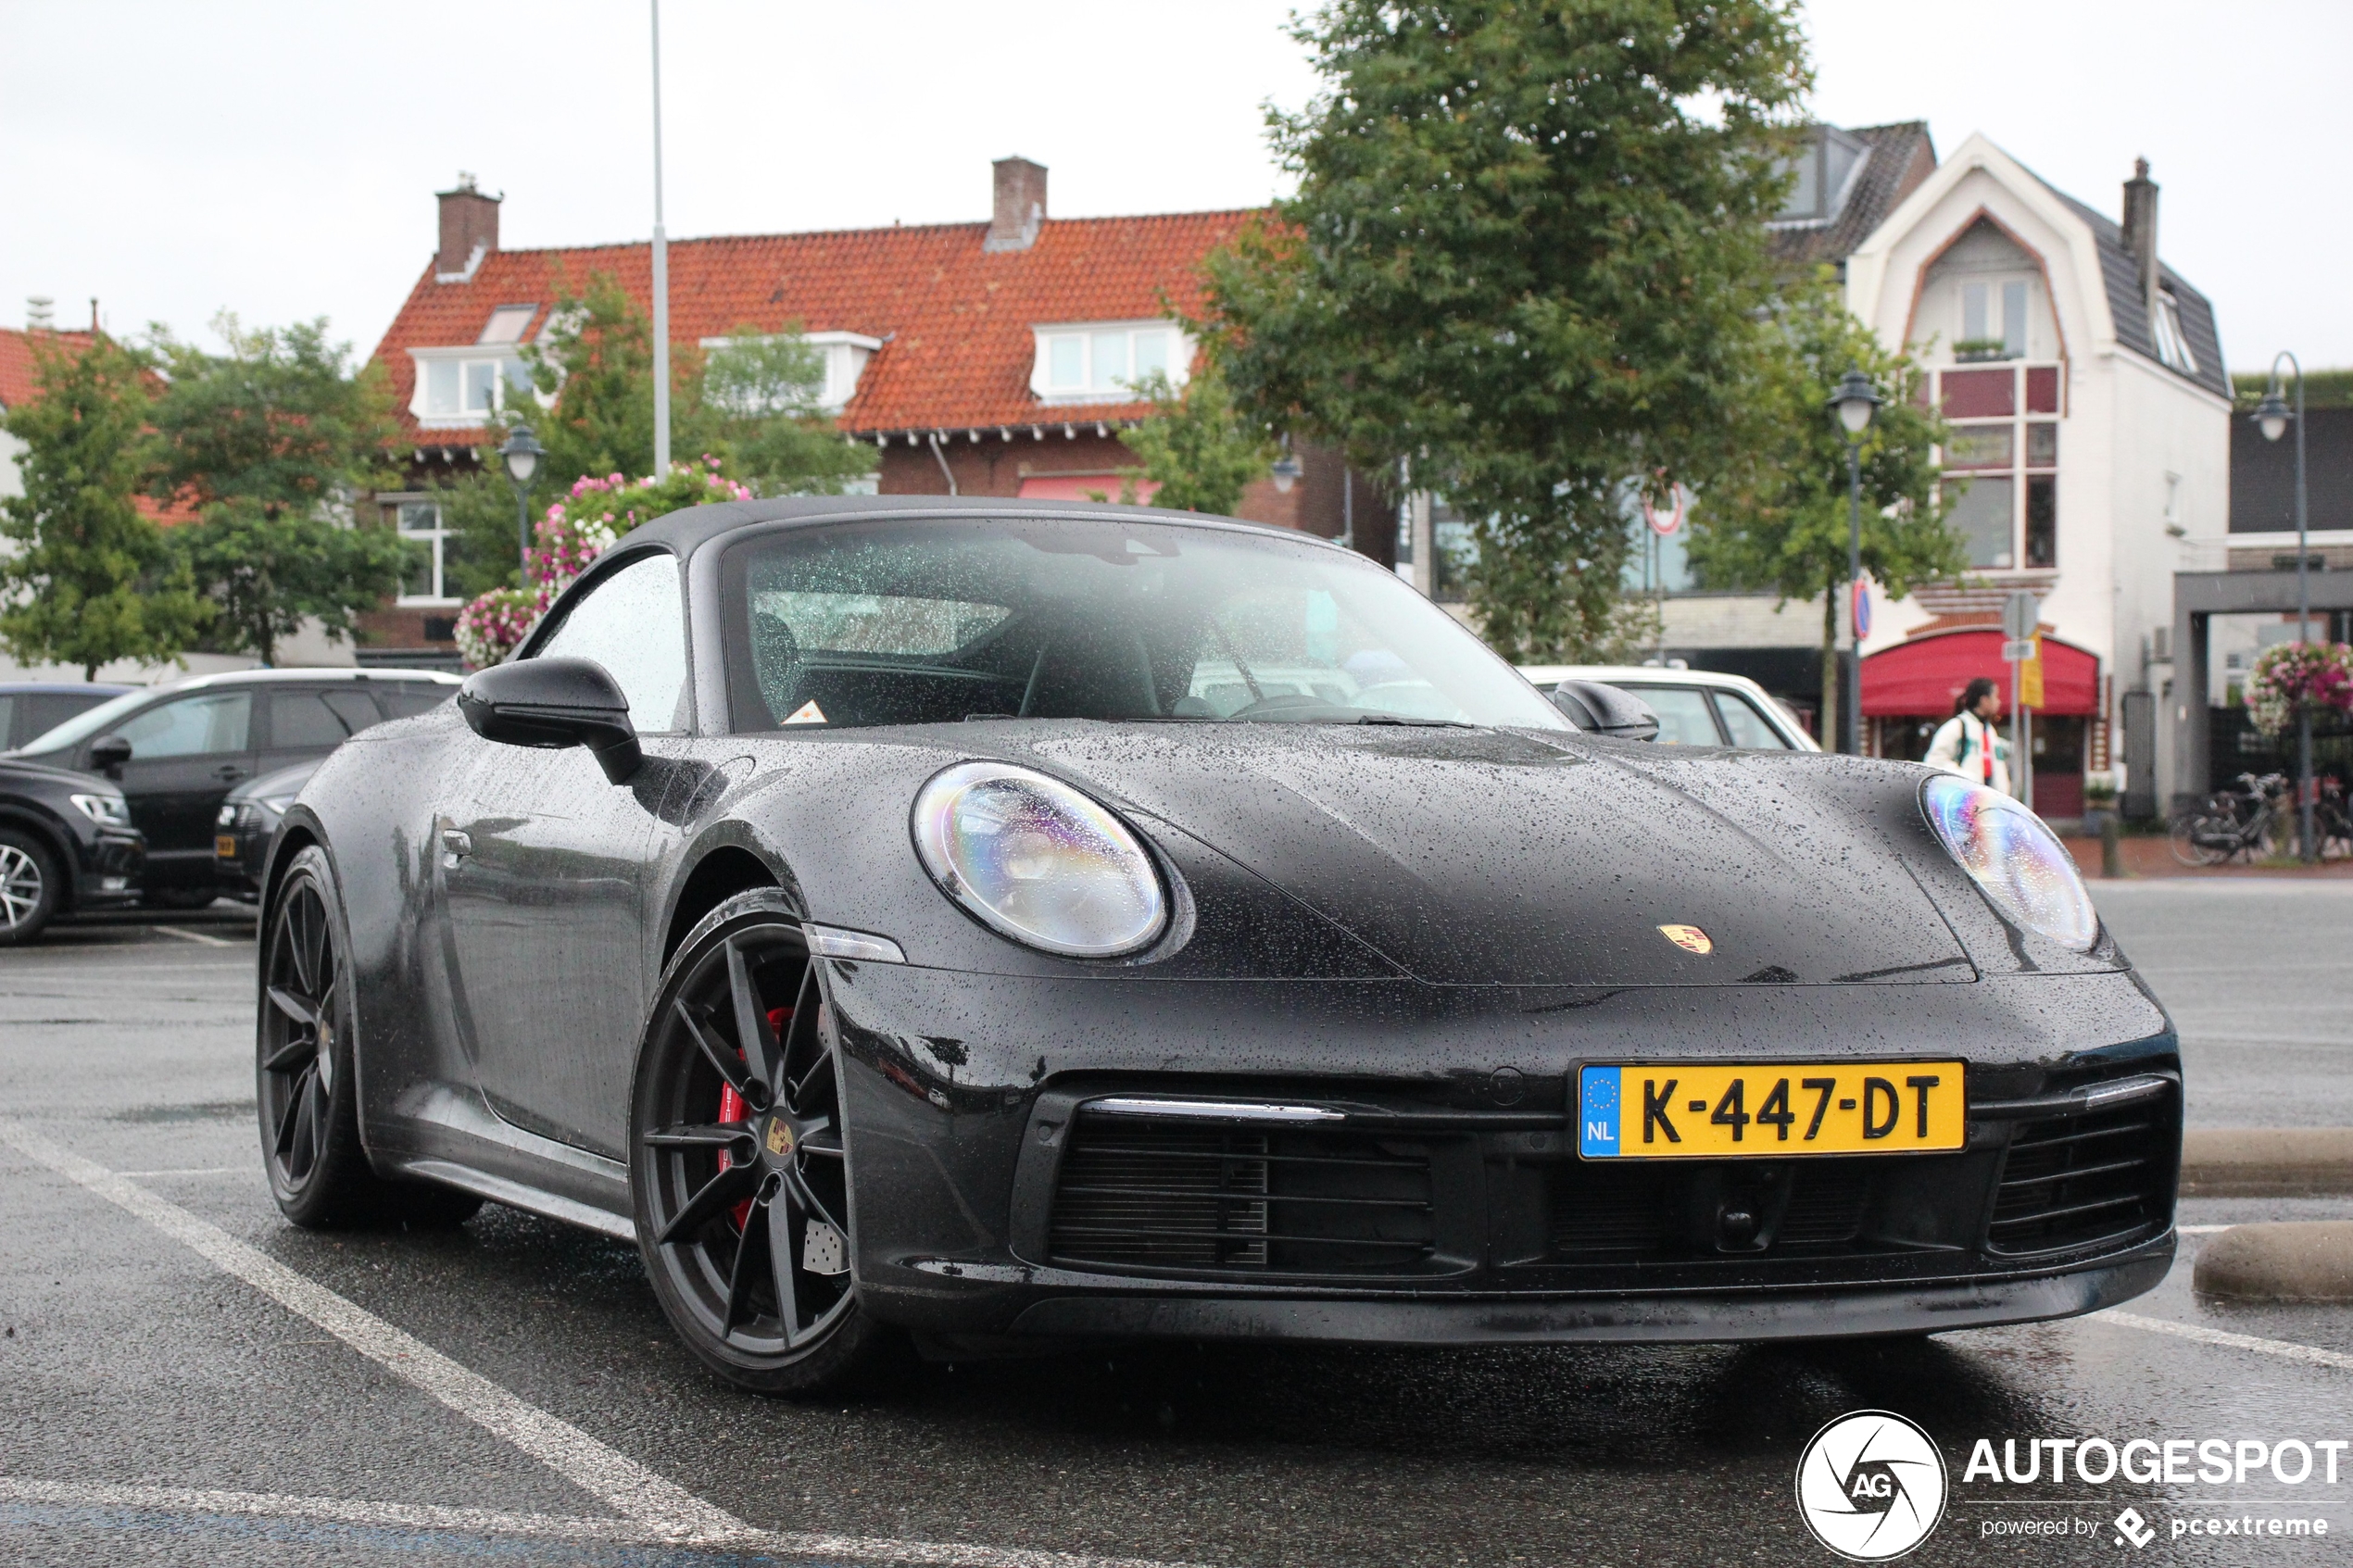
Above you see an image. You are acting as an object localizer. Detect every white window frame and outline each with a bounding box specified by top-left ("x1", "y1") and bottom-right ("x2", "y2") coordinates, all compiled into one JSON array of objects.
[
  {"x1": 697, "y1": 330, "x2": 882, "y2": 415},
  {"x1": 2151, "y1": 291, "x2": 2199, "y2": 376},
  {"x1": 1932, "y1": 361, "x2": 2064, "y2": 575},
  {"x1": 386, "y1": 495, "x2": 460, "y2": 606},
  {"x1": 408, "y1": 345, "x2": 537, "y2": 428},
  {"x1": 1028, "y1": 320, "x2": 1193, "y2": 404}
]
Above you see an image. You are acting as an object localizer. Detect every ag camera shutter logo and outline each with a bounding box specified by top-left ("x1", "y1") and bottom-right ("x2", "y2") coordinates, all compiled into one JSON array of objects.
[{"x1": 1795, "y1": 1410, "x2": 1948, "y2": 1561}]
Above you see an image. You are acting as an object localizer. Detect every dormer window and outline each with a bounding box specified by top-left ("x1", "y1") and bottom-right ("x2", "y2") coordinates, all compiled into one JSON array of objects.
[
  {"x1": 698, "y1": 331, "x2": 881, "y2": 415},
  {"x1": 409, "y1": 346, "x2": 535, "y2": 426},
  {"x1": 478, "y1": 304, "x2": 537, "y2": 344},
  {"x1": 1771, "y1": 124, "x2": 1869, "y2": 227},
  {"x1": 2150, "y1": 290, "x2": 2198, "y2": 376},
  {"x1": 1030, "y1": 321, "x2": 1189, "y2": 403}
]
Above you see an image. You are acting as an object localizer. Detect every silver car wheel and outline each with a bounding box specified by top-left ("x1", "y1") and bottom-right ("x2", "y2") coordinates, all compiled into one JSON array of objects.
[{"x1": 0, "y1": 843, "x2": 43, "y2": 930}]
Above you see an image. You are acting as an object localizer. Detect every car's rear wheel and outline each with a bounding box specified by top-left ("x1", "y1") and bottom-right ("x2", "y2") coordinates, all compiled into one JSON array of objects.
[
  {"x1": 0, "y1": 830, "x2": 61, "y2": 946},
  {"x1": 631, "y1": 893, "x2": 897, "y2": 1395},
  {"x1": 259, "y1": 846, "x2": 481, "y2": 1229}
]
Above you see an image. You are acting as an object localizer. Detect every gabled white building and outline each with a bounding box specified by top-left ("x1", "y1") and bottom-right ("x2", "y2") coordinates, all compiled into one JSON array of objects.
[{"x1": 1845, "y1": 137, "x2": 2232, "y2": 820}]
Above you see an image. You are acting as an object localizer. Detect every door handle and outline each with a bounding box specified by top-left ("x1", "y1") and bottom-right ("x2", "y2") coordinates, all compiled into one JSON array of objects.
[
  {"x1": 213, "y1": 765, "x2": 248, "y2": 782},
  {"x1": 439, "y1": 829, "x2": 472, "y2": 869}
]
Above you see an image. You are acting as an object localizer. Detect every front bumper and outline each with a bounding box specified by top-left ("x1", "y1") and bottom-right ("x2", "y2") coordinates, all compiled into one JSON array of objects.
[
  {"x1": 823, "y1": 960, "x2": 2182, "y2": 1347},
  {"x1": 212, "y1": 816, "x2": 273, "y2": 901},
  {"x1": 72, "y1": 828, "x2": 145, "y2": 910}
]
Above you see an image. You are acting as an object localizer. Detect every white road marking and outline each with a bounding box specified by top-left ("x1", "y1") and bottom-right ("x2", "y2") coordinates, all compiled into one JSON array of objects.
[
  {"x1": 114, "y1": 1166, "x2": 249, "y2": 1178},
  {"x1": 0, "y1": 1476, "x2": 1208, "y2": 1566},
  {"x1": 0, "y1": 1127, "x2": 1212, "y2": 1568},
  {"x1": 2097, "y1": 1310, "x2": 2353, "y2": 1372},
  {"x1": 147, "y1": 924, "x2": 245, "y2": 947},
  {"x1": 0, "y1": 1124, "x2": 742, "y2": 1544}
]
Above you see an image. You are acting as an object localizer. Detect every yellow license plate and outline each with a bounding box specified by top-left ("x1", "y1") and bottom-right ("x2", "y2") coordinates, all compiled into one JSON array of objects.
[
  {"x1": 215, "y1": 835, "x2": 239, "y2": 859},
  {"x1": 1578, "y1": 1061, "x2": 1965, "y2": 1159}
]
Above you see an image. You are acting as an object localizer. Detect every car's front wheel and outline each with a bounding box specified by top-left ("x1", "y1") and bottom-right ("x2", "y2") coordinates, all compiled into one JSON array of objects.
[
  {"x1": 630, "y1": 892, "x2": 898, "y2": 1395},
  {"x1": 0, "y1": 830, "x2": 61, "y2": 946}
]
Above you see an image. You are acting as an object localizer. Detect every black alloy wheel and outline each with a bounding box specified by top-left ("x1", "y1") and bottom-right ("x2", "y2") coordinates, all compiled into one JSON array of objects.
[
  {"x1": 0, "y1": 829, "x2": 60, "y2": 946},
  {"x1": 259, "y1": 845, "x2": 479, "y2": 1229},
  {"x1": 632, "y1": 892, "x2": 893, "y2": 1394}
]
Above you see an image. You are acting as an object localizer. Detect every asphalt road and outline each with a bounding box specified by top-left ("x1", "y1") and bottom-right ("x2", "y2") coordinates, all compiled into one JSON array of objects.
[{"x1": 2, "y1": 888, "x2": 2349, "y2": 1567}]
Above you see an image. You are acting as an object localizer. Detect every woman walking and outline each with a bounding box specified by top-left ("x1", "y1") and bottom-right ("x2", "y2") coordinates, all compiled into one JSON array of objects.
[{"x1": 1924, "y1": 677, "x2": 2013, "y2": 797}]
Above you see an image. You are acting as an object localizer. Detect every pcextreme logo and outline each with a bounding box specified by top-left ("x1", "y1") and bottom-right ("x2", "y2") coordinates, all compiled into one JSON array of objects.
[{"x1": 1796, "y1": 1411, "x2": 1949, "y2": 1561}]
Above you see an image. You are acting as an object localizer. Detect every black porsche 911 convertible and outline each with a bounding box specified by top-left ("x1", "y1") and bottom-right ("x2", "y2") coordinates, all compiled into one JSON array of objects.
[{"x1": 259, "y1": 495, "x2": 2179, "y2": 1394}]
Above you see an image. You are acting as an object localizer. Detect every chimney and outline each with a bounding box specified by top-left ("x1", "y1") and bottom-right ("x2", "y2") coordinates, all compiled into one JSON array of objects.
[
  {"x1": 435, "y1": 172, "x2": 501, "y2": 282},
  {"x1": 986, "y1": 157, "x2": 1047, "y2": 253},
  {"x1": 2120, "y1": 157, "x2": 2160, "y2": 319}
]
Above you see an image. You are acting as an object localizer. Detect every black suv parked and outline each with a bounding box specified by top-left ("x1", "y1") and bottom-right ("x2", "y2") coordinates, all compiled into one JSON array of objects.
[
  {"x1": 8, "y1": 670, "x2": 459, "y2": 904},
  {"x1": 0, "y1": 755, "x2": 144, "y2": 944},
  {"x1": 0, "y1": 683, "x2": 136, "y2": 749}
]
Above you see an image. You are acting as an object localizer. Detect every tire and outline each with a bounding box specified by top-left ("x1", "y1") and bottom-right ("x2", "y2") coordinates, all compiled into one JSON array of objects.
[
  {"x1": 0, "y1": 829, "x2": 62, "y2": 947},
  {"x1": 258, "y1": 846, "x2": 482, "y2": 1229},
  {"x1": 630, "y1": 890, "x2": 900, "y2": 1396},
  {"x1": 2168, "y1": 816, "x2": 2226, "y2": 868},
  {"x1": 147, "y1": 884, "x2": 221, "y2": 911}
]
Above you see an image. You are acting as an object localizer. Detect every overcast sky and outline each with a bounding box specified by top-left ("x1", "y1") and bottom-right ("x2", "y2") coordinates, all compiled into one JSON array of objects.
[{"x1": 3, "y1": 1, "x2": 2344, "y2": 373}]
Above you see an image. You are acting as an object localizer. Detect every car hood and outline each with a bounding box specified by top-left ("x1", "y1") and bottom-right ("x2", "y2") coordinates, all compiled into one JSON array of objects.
[
  {"x1": 0, "y1": 756, "x2": 105, "y2": 793},
  {"x1": 987, "y1": 724, "x2": 1973, "y2": 987}
]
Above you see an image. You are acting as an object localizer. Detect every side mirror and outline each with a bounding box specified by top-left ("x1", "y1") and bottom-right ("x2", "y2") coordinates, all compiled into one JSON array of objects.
[
  {"x1": 457, "y1": 657, "x2": 642, "y2": 784},
  {"x1": 90, "y1": 734, "x2": 132, "y2": 779},
  {"x1": 1551, "y1": 680, "x2": 1661, "y2": 743}
]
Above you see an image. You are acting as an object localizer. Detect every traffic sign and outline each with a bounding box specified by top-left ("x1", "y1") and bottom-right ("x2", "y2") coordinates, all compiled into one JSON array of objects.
[
  {"x1": 2019, "y1": 636, "x2": 2045, "y2": 709},
  {"x1": 2001, "y1": 590, "x2": 2041, "y2": 641},
  {"x1": 2002, "y1": 638, "x2": 2035, "y2": 661},
  {"x1": 1852, "y1": 580, "x2": 1872, "y2": 640}
]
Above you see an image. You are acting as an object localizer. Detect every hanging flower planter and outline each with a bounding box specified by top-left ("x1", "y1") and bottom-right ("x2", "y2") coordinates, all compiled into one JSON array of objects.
[{"x1": 2245, "y1": 640, "x2": 2353, "y2": 736}]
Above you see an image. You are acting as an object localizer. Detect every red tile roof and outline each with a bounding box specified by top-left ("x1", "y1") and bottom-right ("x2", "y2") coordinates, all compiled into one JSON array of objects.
[
  {"x1": 369, "y1": 209, "x2": 1262, "y2": 449},
  {"x1": 0, "y1": 326, "x2": 97, "y2": 414}
]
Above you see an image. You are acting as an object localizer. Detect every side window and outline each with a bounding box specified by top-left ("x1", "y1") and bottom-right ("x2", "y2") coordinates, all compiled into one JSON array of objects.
[
  {"x1": 377, "y1": 684, "x2": 454, "y2": 720},
  {"x1": 321, "y1": 690, "x2": 383, "y2": 734},
  {"x1": 533, "y1": 553, "x2": 689, "y2": 732},
  {"x1": 269, "y1": 692, "x2": 357, "y2": 750},
  {"x1": 1624, "y1": 686, "x2": 1722, "y2": 746},
  {"x1": 111, "y1": 692, "x2": 252, "y2": 759},
  {"x1": 0, "y1": 696, "x2": 14, "y2": 749},
  {"x1": 1712, "y1": 692, "x2": 1792, "y2": 750}
]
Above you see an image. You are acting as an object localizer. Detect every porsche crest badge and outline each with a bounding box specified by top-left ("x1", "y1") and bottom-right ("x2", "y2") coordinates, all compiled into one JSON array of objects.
[
  {"x1": 764, "y1": 1117, "x2": 795, "y2": 1157},
  {"x1": 1657, "y1": 923, "x2": 1713, "y2": 955}
]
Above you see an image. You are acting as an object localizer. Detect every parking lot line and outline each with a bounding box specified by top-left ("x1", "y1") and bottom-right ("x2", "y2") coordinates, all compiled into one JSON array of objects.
[
  {"x1": 147, "y1": 924, "x2": 245, "y2": 947},
  {"x1": 0, "y1": 1125, "x2": 1209, "y2": 1568},
  {"x1": 0, "y1": 1123, "x2": 745, "y2": 1546},
  {"x1": 2097, "y1": 1310, "x2": 2353, "y2": 1371}
]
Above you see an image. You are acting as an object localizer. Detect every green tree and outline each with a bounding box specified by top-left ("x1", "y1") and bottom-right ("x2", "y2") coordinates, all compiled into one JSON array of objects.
[
  {"x1": 1200, "y1": 0, "x2": 1810, "y2": 659},
  {"x1": 1115, "y1": 362, "x2": 1276, "y2": 514},
  {"x1": 517, "y1": 273, "x2": 873, "y2": 497},
  {"x1": 173, "y1": 507, "x2": 405, "y2": 666},
  {"x1": 146, "y1": 316, "x2": 406, "y2": 665},
  {"x1": 1682, "y1": 270, "x2": 1962, "y2": 737},
  {"x1": 0, "y1": 335, "x2": 204, "y2": 678}
]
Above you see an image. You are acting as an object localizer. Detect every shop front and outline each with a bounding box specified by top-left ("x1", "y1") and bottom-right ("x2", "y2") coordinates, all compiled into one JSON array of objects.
[{"x1": 1861, "y1": 627, "x2": 2100, "y2": 820}]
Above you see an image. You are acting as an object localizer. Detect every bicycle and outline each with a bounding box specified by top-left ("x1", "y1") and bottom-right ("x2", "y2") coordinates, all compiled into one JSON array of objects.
[{"x1": 2171, "y1": 771, "x2": 2288, "y2": 866}]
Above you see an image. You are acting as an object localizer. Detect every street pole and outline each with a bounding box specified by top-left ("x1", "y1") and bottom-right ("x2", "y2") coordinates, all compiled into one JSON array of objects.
[
  {"x1": 1844, "y1": 437, "x2": 1863, "y2": 756},
  {"x1": 516, "y1": 483, "x2": 530, "y2": 579},
  {"x1": 649, "y1": 0, "x2": 671, "y2": 476},
  {"x1": 2294, "y1": 358, "x2": 2313, "y2": 862}
]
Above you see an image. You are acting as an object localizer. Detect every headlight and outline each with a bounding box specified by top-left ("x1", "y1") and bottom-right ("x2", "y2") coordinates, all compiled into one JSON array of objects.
[
  {"x1": 912, "y1": 762, "x2": 1168, "y2": 957},
  {"x1": 217, "y1": 804, "x2": 237, "y2": 827},
  {"x1": 71, "y1": 794, "x2": 131, "y2": 827},
  {"x1": 1920, "y1": 776, "x2": 2097, "y2": 951}
]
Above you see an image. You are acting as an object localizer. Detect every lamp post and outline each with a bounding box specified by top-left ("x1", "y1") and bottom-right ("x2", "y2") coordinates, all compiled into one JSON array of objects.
[
  {"x1": 1829, "y1": 369, "x2": 1882, "y2": 756},
  {"x1": 498, "y1": 423, "x2": 545, "y2": 581},
  {"x1": 649, "y1": 0, "x2": 671, "y2": 475},
  {"x1": 2255, "y1": 352, "x2": 2313, "y2": 861}
]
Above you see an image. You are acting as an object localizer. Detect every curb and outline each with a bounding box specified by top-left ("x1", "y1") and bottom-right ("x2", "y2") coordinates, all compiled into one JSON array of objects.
[
  {"x1": 2191, "y1": 1223, "x2": 2353, "y2": 1303},
  {"x1": 2179, "y1": 1128, "x2": 2353, "y2": 1197}
]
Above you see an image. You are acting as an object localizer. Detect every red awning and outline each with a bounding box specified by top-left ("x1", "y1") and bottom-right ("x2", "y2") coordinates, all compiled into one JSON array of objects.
[{"x1": 1859, "y1": 628, "x2": 2099, "y2": 717}]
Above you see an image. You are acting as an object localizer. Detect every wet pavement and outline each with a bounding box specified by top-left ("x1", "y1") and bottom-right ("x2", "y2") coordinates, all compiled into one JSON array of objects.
[{"x1": 2, "y1": 887, "x2": 2349, "y2": 1566}]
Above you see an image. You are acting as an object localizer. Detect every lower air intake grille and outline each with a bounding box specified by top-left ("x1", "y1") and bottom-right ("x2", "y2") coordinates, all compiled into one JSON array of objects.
[
  {"x1": 1988, "y1": 1081, "x2": 2176, "y2": 1256},
  {"x1": 1049, "y1": 1112, "x2": 1436, "y2": 1275}
]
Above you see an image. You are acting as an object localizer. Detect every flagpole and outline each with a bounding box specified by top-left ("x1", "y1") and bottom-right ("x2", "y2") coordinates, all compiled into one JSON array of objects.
[{"x1": 649, "y1": 0, "x2": 671, "y2": 475}]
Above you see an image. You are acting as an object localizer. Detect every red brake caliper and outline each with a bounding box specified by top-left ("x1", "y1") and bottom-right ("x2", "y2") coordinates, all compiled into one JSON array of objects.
[{"x1": 716, "y1": 1006, "x2": 794, "y2": 1231}]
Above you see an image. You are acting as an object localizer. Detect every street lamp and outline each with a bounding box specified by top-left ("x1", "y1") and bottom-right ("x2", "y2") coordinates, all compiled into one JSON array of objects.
[
  {"x1": 1829, "y1": 369, "x2": 1881, "y2": 756},
  {"x1": 1270, "y1": 437, "x2": 1303, "y2": 495},
  {"x1": 2255, "y1": 351, "x2": 2313, "y2": 861},
  {"x1": 498, "y1": 423, "x2": 545, "y2": 580}
]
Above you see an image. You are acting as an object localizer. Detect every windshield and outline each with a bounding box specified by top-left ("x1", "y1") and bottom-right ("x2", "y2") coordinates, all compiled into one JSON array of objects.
[
  {"x1": 11, "y1": 688, "x2": 157, "y2": 756},
  {"x1": 721, "y1": 515, "x2": 1568, "y2": 733}
]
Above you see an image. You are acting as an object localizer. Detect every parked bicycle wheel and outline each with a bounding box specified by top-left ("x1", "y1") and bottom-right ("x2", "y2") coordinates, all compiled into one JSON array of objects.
[{"x1": 2169, "y1": 812, "x2": 2233, "y2": 867}]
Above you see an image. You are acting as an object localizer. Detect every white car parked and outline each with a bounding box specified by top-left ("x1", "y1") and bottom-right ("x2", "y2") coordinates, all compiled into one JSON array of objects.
[{"x1": 1517, "y1": 665, "x2": 1820, "y2": 751}]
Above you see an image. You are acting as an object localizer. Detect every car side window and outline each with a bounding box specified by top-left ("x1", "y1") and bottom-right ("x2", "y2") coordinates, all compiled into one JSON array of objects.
[
  {"x1": 109, "y1": 692, "x2": 252, "y2": 759},
  {"x1": 1623, "y1": 686, "x2": 1722, "y2": 746},
  {"x1": 533, "y1": 552, "x2": 689, "y2": 733},
  {"x1": 270, "y1": 692, "x2": 357, "y2": 750},
  {"x1": 321, "y1": 690, "x2": 383, "y2": 734},
  {"x1": 376, "y1": 684, "x2": 452, "y2": 720},
  {"x1": 1713, "y1": 692, "x2": 1792, "y2": 749}
]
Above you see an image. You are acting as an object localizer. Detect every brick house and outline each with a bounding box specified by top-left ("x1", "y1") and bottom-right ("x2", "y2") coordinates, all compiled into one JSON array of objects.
[{"x1": 361, "y1": 164, "x2": 1383, "y2": 663}]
